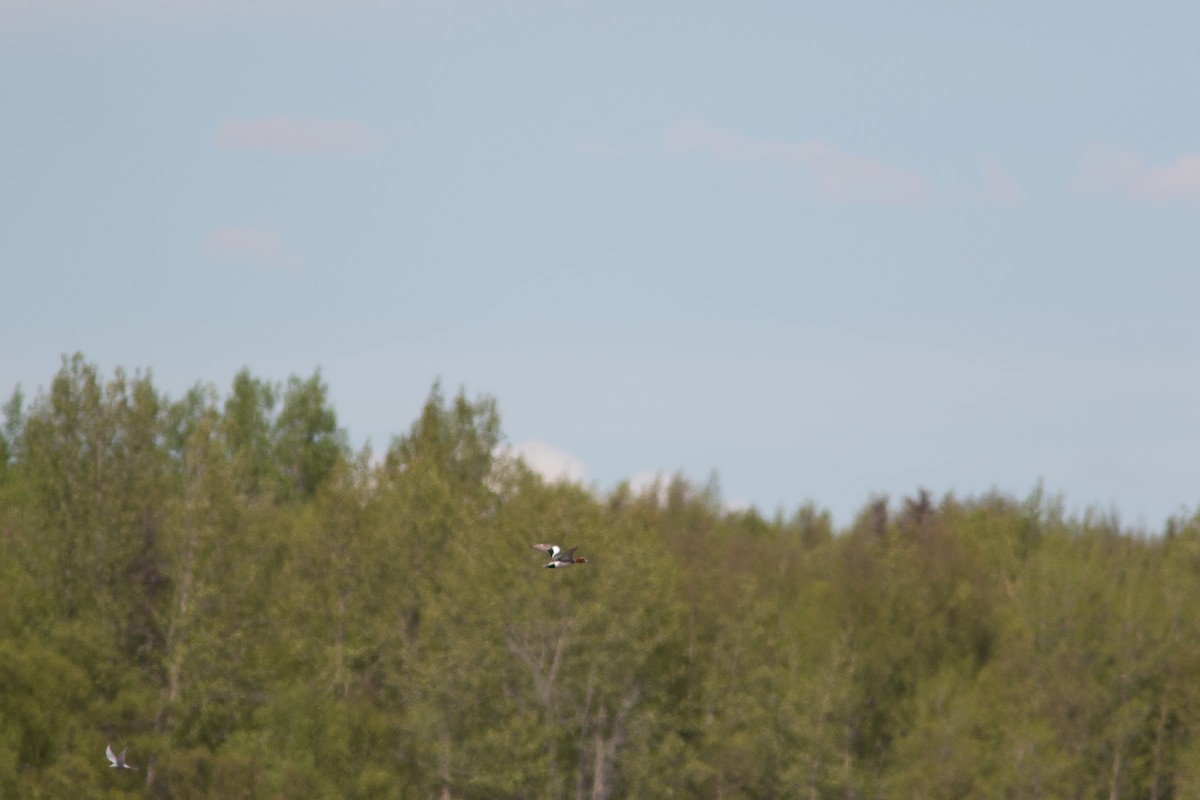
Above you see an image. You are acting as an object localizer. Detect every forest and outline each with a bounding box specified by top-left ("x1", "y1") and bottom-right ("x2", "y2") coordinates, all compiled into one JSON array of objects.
[{"x1": 1, "y1": 353, "x2": 1198, "y2": 799}]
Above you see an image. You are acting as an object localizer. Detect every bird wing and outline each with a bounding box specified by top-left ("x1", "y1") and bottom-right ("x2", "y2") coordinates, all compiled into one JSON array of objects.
[
  {"x1": 557, "y1": 547, "x2": 577, "y2": 562},
  {"x1": 531, "y1": 543, "x2": 561, "y2": 558},
  {"x1": 106, "y1": 744, "x2": 118, "y2": 766}
]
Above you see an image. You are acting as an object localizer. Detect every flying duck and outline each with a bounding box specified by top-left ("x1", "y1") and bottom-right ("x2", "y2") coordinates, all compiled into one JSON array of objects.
[
  {"x1": 530, "y1": 543, "x2": 588, "y2": 568},
  {"x1": 106, "y1": 744, "x2": 137, "y2": 770}
]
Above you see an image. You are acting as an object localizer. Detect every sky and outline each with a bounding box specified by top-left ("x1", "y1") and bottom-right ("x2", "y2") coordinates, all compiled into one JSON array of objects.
[{"x1": 2, "y1": 1, "x2": 1198, "y2": 530}]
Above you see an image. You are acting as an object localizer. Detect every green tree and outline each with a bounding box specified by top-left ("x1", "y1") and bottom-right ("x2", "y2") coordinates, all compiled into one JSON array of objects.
[
  {"x1": 222, "y1": 369, "x2": 278, "y2": 499},
  {"x1": 274, "y1": 371, "x2": 346, "y2": 501}
]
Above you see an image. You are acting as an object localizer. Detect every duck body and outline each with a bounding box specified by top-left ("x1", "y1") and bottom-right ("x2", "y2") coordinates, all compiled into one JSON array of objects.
[{"x1": 530, "y1": 543, "x2": 588, "y2": 568}]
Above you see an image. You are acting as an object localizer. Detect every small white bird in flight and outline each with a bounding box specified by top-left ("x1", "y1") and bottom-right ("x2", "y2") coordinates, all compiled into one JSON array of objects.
[{"x1": 106, "y1": 744, "x2": 137, "y2": 770}]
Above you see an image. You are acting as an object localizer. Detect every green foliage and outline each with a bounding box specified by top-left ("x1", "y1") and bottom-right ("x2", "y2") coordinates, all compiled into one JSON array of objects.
[
  {"x1": 274, "y1": 371, "x2": 346, "y2": 501},
  {"x1": 3, "y1": 355, "x2": 1199, "y2": 797}
]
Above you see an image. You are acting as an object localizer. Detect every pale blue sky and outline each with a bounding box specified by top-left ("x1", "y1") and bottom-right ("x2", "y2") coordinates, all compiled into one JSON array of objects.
[{"x1": 3, "y1": 1, "x2": 1197, "y2": 529}]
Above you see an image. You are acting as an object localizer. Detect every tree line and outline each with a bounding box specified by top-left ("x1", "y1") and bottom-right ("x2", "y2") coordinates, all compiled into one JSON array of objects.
[{"x1": 1, "y1": 354, "x2": 1198, "y2": 799}]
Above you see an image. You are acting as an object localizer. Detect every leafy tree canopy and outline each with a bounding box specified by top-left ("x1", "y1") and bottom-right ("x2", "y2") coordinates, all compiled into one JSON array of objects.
[{"x1": 1, "y1": 354, "x2": 1198, "y2": 799}]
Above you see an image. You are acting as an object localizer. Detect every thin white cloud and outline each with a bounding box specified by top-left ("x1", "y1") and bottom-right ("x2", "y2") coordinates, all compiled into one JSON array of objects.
[
  {"x1": 662, "y1": 119, "x2": 934, "y2": 206},
  {"x1": 1078, "y1": 146, "x2": 1200, "y2": 205},
  {"x1": 505, "y1": 441, "x2": 588, "y2": 485},
  {"x1": 200, "y1": 226, "x2": 302, "y2": 270},
  {"x1": 215, "y1": 116, "x2": 384, "y2": 155},
  {"x1": 980, "y1": 159, "x2": 1024, "y2": 206}
]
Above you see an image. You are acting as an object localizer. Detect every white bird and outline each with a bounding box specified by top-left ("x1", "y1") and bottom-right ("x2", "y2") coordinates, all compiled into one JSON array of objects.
[{"x1": 106, "y1": 744, "x2": 137, "y2": 770}]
